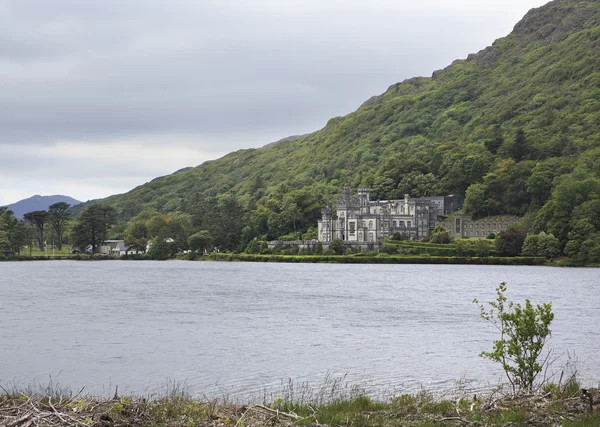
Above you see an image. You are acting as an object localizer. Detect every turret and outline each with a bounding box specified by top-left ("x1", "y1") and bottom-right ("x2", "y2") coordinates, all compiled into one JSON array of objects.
[
  {"x1": 341, "y1": 187, "x2": 350, "y2": 202},
  {"x1": 321, "y1": 202, "x2": 333, "y2": 219},
  {"x1": 357, "y1": 187, "x2": 371, "y2": 202}
]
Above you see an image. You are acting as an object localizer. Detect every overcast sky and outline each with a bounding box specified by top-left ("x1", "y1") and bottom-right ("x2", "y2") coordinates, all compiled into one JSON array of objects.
[{"x1": 0, "y1": 0, "x2": 550, "y2": 206}]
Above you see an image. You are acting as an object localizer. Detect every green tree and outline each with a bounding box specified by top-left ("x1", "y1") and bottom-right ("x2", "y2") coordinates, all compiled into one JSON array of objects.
[
  {"x1": 508, "y1": 128, "x2": 529, "y2": 161},
  {"x1": 138, "y1": 212, "x2": 192, "y2": 252},
  {"x1": 474, "y1": 283, "x2": 554, "y2": 391},
  {"x1": 484, "y1": 124, "x2": 503, "y2": 154},
  {"x1": 239, "y1": 225, "x2": 257, "y2": 251},
  {"x1": 0, "y1": 214, "x2": 9, "y2": 256},
  {"x1": 495, "y1": 227, "x2": 526, "y2": 256},
  {"x1": 1, "y1": 208, "x2": 27, "y2": 255},
  {"x1": 188, "y1": 230, "x2": 213, "y2": 254},
  {"x1": 397, "y1": 172, "x2": 439, "y2": 198},
  {"x1": 72, "y1": 204, "x2": 118, "y2": 253},
  {"x1": 521, "y1": 234, "x2": 540, "y2": 256},
  {"x1": 23, "y1": 210, "x2": 49, "y2": 251},
  {"x1": 48, "y1": 202, "x2": 71, "y2": 250},
  {"x1": 561, "y1": 198, "x2": 600, "y2": 262},
  {"x1": 537, "y1": 232, "x2": 560, "y2": 259},
  {"x1": 577, "y1": 234, "x2": 600, "y2": 263},
  {"x1": 524, "y1": 232, "x2": 561, "y2": 258},
  {"x1": 147, "y1": 236, "x2": 170, "y2": 260},
  {"x1": 208, "y1": 195, "x2": 245, "y2": 251},
  {"x1": 439, "y1": 146, "x2": 492, "y2": 195},
  {"x1": 463, "y1": 183, "x2": 487, "y2": 217},
  {"x1": 23, "y1": 222, "x2": 37, "y2": 255},
  {"x1": 535, "y1": 167, "x2": 600, "y2": 246},
  {"x1": 124, "y1": 220, "x2": 149, "y2": 253}
]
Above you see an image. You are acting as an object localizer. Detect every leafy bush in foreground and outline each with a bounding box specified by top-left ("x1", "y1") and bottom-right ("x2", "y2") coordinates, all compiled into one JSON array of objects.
[{"x1": 474, "y1": 282, "x2": 554, "y2": 391}]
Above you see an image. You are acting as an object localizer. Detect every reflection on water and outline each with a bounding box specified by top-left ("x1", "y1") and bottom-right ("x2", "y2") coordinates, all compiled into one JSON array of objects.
[{"x1": 0, "y1": 261, "x2": 599, "y2": 398}]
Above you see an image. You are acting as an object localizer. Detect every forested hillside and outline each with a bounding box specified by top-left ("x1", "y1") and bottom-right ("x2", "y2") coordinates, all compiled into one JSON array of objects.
[{"x1": 86, "y1": 0, "x2": 600, "y2": 260}]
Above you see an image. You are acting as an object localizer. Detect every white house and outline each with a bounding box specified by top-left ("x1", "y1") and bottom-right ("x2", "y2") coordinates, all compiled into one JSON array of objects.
[{"x1": 98, "y1": 240, "x2": 144, "y2": 256}]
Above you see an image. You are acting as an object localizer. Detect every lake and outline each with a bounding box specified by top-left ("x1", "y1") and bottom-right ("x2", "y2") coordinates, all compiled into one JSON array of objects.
[{"x1": 0, "y1": 261, "x2": 598, "y2": 399}]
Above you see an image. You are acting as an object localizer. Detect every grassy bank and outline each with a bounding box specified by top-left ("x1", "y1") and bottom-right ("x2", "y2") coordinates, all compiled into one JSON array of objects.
[
  {"x1": 207, "y1": 253, "x2": 548, "y2": 266},
  {"x1": 0, "y1": 254, "x2": 119, "y2": 261},
  {"x1": 1, "y1": 383, "x2": 598, "y2": 426},
  {"x1": 2, "y1": 252, "x2": 594, "y2": 266}
]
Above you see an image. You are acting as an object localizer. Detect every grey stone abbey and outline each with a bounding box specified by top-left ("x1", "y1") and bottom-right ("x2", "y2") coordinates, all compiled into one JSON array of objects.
[{"x1": 318, "y1": 188, "x2": 464, "y2": 243}]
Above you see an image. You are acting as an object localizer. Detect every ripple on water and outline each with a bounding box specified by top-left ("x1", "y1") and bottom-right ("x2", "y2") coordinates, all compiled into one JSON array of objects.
[{"x1": 0, "y1": 261, "x2": 599, "y2": 398}]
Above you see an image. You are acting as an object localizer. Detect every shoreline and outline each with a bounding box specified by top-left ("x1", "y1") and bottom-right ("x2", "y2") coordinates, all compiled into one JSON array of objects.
[
  {"x1": 1, "y1": 383, "x2": 597, "y2": 426},
  {"x1": 0, "y1": 253, "x2": 593, "y2": 267}
]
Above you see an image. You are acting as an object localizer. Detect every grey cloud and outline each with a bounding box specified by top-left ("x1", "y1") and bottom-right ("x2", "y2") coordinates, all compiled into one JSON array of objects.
[{"x1": 0, "y1": 0, "x2": 549, "y2": 203}]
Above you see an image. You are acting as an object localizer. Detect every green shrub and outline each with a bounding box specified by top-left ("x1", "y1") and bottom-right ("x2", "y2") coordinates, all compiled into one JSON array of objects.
[
  {"x1": 475, "y1": 239, "x2": 490, "y2": 257},
  {"x1": 329, "y1": 239, "x2": 343, "y2": 255},
  {"x1": 314, "y1": 241, "x2": 323, "y2": 255},
  {"x1": 282, "y1": 245, "x2": 300, "y2": 255},
  {"x1": 380, "y1": 244, "x2": 398, "y2": 254},
  {"x1": 455, "y1": 239, "x2": 472, "y2": 257},
  {"x1": 430, "y1": 226, "x2": 451, "y2": 244},
  {"x1": 245, "y1": 238, "x2": 260, "y2": 254},
  {"x1": 259, "y1": 242, "x2": 271, "y2": 254},
  {"x1": 474, "y1": 282, "x2": 554, "y2": 391}
]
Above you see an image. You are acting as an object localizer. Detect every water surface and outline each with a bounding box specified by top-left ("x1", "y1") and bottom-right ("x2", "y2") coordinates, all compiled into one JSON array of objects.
[{"x1": 0, "y1": 261, "x2": 598, "y2": 398}]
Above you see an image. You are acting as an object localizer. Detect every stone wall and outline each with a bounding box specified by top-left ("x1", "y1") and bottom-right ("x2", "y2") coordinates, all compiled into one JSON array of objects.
[
  {"x1": 267, "y1": 240, "x2": 379, "y2": 253},
  {"x1": 441, "y1": 215, "x2": 520, "y2": 239},
  {"x1": 267, "y1": 240, "x2": 319, "y2": 251}
]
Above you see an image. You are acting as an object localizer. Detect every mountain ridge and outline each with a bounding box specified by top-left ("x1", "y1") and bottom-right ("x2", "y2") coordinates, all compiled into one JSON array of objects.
[{"x1": 4, "y1": 195, "x2": 81, "y2": 219}]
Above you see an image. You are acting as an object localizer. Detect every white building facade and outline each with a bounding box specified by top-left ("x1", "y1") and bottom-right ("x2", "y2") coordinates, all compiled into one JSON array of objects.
[{"x1": 317, "y1": 188, "x2": 463, "y2": 244}]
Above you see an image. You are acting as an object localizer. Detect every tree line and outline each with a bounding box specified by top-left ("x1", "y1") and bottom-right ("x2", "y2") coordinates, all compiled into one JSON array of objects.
[
  {"x1": 0, "y1": 202, "x2": 71, "y2": 256},
  {"x1": 0, "y1": 202, "x2": 118, "y2": 256}
]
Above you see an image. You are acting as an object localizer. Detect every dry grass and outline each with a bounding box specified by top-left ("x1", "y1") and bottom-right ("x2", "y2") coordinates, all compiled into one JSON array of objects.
[{"x1": 1, "y1": 378, "x2": 598, "y2": 426}]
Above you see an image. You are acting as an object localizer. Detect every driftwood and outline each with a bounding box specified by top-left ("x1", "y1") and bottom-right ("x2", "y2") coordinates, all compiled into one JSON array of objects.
[{"x1": 0, "y1": 388, "x2": 598, "y2": 426}]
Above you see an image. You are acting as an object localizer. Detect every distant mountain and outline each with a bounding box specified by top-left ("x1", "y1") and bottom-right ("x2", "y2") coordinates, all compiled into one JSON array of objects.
[{"x1": 4, "y1": 195, "x2": 81, "y2": 218}]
